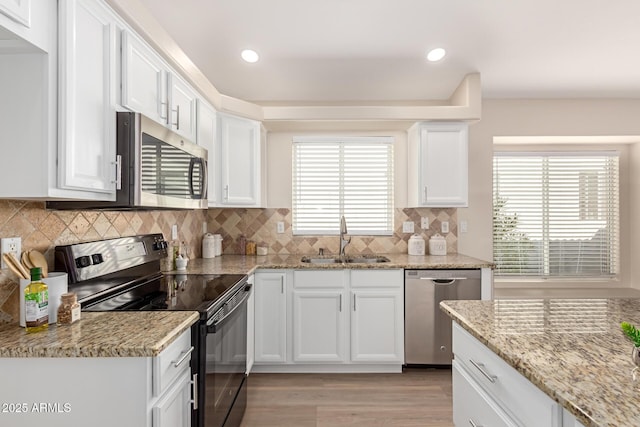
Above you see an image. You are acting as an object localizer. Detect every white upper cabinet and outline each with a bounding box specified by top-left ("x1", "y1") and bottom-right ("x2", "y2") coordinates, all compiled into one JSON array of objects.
[
  {"x1": 122, "y1": 30, "x2": 199, "y2": 143},
  {"x1": 121, "y1": 30, "x2": 167, "y2": 125},
  {"x1": 58, "y1": 0, "x2": 117, "y2": 195},
  {"x1": 408, "y1": 121, "x2": 469, "y2": 207},
  {"x1": 168, "y1": 73, "x2": 198, "y2": 142},
  {"x1": 197, "y1": 99, "x2": 218, "y2": 205},
  {"x1": 218, "y1": 113, "x2": 261, "y2": 206},
  {"x1": 0, "y1": 0, "x2": 30, "y2": 27}
]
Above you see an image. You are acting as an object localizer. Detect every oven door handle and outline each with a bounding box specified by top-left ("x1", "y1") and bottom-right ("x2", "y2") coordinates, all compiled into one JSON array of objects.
[{"x1": 206, "y1": 285, "x2": 252, "y2": 332}]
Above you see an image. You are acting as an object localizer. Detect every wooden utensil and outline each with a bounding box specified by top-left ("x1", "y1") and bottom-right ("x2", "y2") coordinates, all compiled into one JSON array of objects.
[
  {"x1": 28, "y1": 250, "x2": 48, "y2": 278},
  {"x1": 21, "y1": 250, "x2": 34, "y2": 270},
  {"x1": 3, "y1": 253, "x2": 29, "y2": 280}
]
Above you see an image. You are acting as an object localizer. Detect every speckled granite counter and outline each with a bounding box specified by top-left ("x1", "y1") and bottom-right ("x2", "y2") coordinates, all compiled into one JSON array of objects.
[
  {"x1": 166, "y1": 253, "x2": 494, "y2": 275},
  {"x1": 440, "y1": 299, "x2": 640, "y2": 427},
  {"x1": 0, "y1": 311, "x2": 199, "y2": 358}
]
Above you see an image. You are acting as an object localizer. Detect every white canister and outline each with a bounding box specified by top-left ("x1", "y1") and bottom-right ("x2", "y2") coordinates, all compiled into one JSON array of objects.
[
  {"x1": 213, "y1": 234, "x2": 223, "y2": 257},
  {"x1": 429, "y1": 233, "x2": 447, "y2": 255},
  {"x1": 20, "y1": 272, "x2": 68, "y2": 326},
  {"x1": 202, "y1": 233, "x2": 215, "y2": 259},
  {"x1": 408, "y1": 234, "x2": 426, "y2": 256}
]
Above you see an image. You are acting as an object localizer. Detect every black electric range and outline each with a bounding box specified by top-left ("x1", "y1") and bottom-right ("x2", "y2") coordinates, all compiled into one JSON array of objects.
[{"x1": 54, "y1": 234, "x2": 250, "y2": 427}]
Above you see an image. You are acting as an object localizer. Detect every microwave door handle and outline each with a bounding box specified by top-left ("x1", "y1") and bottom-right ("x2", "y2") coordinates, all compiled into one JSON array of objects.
[
  {"x1": 201, "y1": 158, "x2": 208, "y2": 199},
  {"x1": 188, "y1": 158, "x2": 196, "y2": 197},
  {"x1": 188, "y1": 158, "x2": 206, "y2": 198}
]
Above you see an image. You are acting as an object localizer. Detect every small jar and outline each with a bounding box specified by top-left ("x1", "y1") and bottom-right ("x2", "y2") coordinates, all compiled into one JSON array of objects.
[
  {"x1": 246, "y1": 241, "x2": 257, "y2": 255},
  {"x1": 57, "y1": 292, "x2": 81, "y2": 325}
]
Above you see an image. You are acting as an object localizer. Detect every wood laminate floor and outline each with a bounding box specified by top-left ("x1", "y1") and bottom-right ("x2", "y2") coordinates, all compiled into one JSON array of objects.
[{"x1": 240, "y1": 368, "x2": 454, "y2": 427}]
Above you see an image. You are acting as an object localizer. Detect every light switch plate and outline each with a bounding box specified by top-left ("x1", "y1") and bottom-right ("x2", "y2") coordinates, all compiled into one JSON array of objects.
[
  {"x1": 171, "y1": 224, "x2": 178, "y2": 240},
  {"x1": 402, "y1": 221, "x2": 415, "y2": 233},
  {"x1": 460, "y1": 220, "x2": 468, "y2": 233},
  {"x1": 1, "y1": 237, "x2": 21, "y2": 269},
  {"x1": 277, "y1": 221, "x2": 285, "y2": 234},
  {"x1": 441, "y1": 221, "x2": 449, "y2": 234}
]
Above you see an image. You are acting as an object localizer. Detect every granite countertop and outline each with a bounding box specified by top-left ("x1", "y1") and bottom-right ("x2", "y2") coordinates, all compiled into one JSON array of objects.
[
  {"x1": 440, "y1": 299, "x2": 640, "y2": 427},
  {"x1": 166, "y1": 253, "x2": 494, "y2": 275},
  {"x1": 0, "y1": 311, "x2": 199, "y2": 358}
]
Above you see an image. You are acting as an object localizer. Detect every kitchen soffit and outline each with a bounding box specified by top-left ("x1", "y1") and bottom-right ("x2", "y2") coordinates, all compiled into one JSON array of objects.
[{"x1": 136, "y1": 0, "x2": 640, "y2": 103}]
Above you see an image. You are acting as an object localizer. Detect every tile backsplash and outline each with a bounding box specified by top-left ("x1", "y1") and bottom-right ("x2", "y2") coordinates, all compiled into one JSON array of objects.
[{"x1": 0, "y1": 200, "x2": 456, "y2": 323}]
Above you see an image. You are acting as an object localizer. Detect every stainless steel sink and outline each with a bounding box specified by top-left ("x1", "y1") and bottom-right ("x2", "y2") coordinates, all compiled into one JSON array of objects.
[
  {"x1": 300, "y1": 255, "x2": 390, "y2": 264},
  {"x1": 345, "y1": 255, "x2": 390, "y2": 264},
  {"x1": 300, "y1": 256, "x2": 342, "y2": 264}
]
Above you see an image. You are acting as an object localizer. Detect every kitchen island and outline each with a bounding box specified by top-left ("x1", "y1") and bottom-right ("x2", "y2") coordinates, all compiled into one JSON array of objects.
[{"x1": 441, "y1": 298, "x2": 640, "y2": 427}]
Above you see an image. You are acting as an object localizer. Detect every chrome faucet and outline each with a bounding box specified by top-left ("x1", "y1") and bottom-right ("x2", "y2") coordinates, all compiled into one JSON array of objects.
[{"x1": 339, "y1": 215, "x2": 351, "y2": 257}]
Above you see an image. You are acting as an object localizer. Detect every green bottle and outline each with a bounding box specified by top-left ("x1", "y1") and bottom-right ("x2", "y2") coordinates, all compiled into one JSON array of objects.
[{"x1": 25, "y1": 267, "x2": 48, "y2": 333}]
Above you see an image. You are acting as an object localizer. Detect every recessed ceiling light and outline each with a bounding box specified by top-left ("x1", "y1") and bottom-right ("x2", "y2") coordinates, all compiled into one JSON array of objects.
[
  {"x1": 241, "y1": 49, "x2": 259, "y2": 63},
  {"x1": 427, "y1": 48, "x2": 446, "y2": 62}
]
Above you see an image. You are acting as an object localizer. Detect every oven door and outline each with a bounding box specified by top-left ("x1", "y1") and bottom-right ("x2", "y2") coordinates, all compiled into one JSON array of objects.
[{"x1": 205, "y1": 285, "x2": 250, "y2": 427}]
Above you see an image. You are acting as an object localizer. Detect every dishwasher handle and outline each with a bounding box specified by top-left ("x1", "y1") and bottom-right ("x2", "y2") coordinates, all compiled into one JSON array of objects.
[{"x1": 419, "y1": 277, "x2": 468, "y2": 282}]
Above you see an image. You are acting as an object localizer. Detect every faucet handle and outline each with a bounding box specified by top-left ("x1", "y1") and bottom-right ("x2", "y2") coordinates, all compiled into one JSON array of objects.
[{"x1": 318, "y1": 248, "x2": 324, "y2": 255}]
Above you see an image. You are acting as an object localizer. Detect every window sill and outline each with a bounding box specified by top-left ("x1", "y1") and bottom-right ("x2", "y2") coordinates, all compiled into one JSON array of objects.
[{"x1": 494, "y1": 286, "x2": 640, "y2": 300}]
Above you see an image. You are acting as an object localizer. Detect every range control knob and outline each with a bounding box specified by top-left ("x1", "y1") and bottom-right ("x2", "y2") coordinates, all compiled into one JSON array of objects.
[
  {"x1": 153, "y1": 240, "x2": 168, "y2": 251},
  {"x1": 91, "y1": 253, "x2": 104, "y2": 265},
  {"x1": 75, "y1": 256, "x2": 91, "y2": 269}
]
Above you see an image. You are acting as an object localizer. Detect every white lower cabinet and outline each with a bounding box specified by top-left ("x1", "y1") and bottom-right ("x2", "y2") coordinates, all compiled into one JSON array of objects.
[
  {"x1": 0, "y1": 328, "x2": 194, "y2": 427},
  {"x1": 254, "y1": 269, "x2": 403, "y2": 372},
  {"x1": 293, "y1": 290, "x2": 346, "y2": 362},
  {"x1": 453, "y1": 360, "x2": 517, "y2": 427},
  {"x1": 254, "y1": 271, "x2": 288, "y2": 363},
  {"x1": 452, "y1": 323, "x2": 562, "y2": 427},
  {"x1": 246, "y1": 274, "x2": 255, "y2": 374}
]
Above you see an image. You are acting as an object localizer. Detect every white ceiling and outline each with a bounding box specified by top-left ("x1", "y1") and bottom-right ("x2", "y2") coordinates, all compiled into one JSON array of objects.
[{"x1": 137, "y1": 0, "x2": 640, "y2": 103}]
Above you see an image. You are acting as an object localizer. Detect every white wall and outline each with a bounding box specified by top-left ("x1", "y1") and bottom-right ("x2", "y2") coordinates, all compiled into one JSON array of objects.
[{"x1": 464, "y1": 99, "x2": 640, "y2": 289}]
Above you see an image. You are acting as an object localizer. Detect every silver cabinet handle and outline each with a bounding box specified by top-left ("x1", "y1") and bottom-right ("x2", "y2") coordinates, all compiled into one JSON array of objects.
[
  {"x1": 172, "y1": 104, "x2": 180, "y2": 129},
  {"x1": 353, "y1": 294, "x2": 357, "y2": 311},
  {"x1": 280, "y1": 276, "x2": 284, "y2": 294},
  {"x1": 224, "y1": 185, "x2": 229, "y2": 201},
  {"x1": 423, "y1": 186, "x2": 428, "y2": 203},
  {"x1": 112, "y1": 154, "x2": 122, "y2": 189},
  {"x1": 160, "y1": 101, "x2": 169, "y2": 122},
  {"x1": 339, "y1": 294, "x2": 342, "y2": 312},
  {"x1": 469, "y1": 419, "x2": 481, "y2": 427},
  {"x1": 191, "y1": 373, "x2": 198, "y2": 410},
  {"x1": 172, "y1": 346, "x2": 194, "y2": 368},
  {"x1": 469, "y1": 359, "x2": 497, "y2": 383}
]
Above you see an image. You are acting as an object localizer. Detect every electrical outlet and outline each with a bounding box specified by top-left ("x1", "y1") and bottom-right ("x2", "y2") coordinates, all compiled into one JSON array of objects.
[
  {"x1": 1, "y1": 237, "x2": 21, "y2": 269},
  {"x1": 202, "y1": 222, "x2": 208, "y2": 234},
  {"x1": 421, "y1": 217, "x2": 429, "y2": 229},
  {"x1": 460, "y1": 220, "x2": 468, "y2": 233},
  {"x1": 171, "y1": 224, "x2": 178, "y2": 240},
  {"x1": 402, "y1": 221, "x2": 415, "y2": 233},
  {"x1": 276, "y1": 221, "x2": 285, "y2": 234},
  {"x1": 441, "y1": 221, "x2": 449, "y2": 234}
]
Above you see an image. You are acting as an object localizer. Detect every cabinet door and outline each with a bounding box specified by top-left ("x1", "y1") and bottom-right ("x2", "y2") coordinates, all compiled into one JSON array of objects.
[
  {"x1": 0, "y1": 0, "x2": 30, "y2": 26},
  {"x1": 168, "y1": 73, "x2": 198, "y2": 142},
  {"x1": 152, "y1": 368, "x2": 192, "y2": 427},
  {"x1": 350, "y1": 290, "x2": 403, "y2": 362},
  {"x1": 121, "y1": 30, "x2": 167, "y2": 125},
  {"x1": 293, "y1": 290, "x2": 346, "y2": 363},
  {"x1": 452, "y1": 361, "x2": 517, "y2": 427},
  {"x1": 58, "y1": 0, "x2": 117, "y2": 195},
  {"x1": 197, "y1": 99, "x2": 217, "y2": 205},
  {"x1": 218, "y1": 114, "x2": 261, "y2": 206},
  {"x1": 246, "y1": 275, "x2": 255, "y2": 374},
  {"x1": 419, "y1": 122, "x2": 468, "y2": 207},
  {"x1": 254, "y1": 272, "x2": 287, "y2": 363}
]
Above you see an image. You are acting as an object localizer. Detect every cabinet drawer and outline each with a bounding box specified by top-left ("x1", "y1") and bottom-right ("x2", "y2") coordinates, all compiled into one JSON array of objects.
[
  {"x1": 153, "y1": 328, "x2": 193, "y2": 397},
  {"x1": 453, "y1": 361, "x2": 517, "y2": 427},
  {"x1": 293, "y1": 270, "x2": 344, "y2": 288},
  {"x1": 453, "y1": 323, "x2": 561, "y2": 427},
  {"x1": 350, "y1": 269, "x2": 402, "y2": 288}
]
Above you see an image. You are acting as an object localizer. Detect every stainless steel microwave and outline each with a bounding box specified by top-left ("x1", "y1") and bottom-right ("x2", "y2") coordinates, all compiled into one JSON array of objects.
[{"x1": 48, "y1": 112, "x2": 208, "y2": 210}]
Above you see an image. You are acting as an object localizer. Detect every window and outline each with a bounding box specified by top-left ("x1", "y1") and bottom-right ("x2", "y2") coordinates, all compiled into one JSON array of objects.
[
  {"x1": 493, "y1": 151, "x2": 619, "y2": 278},
  {"x1": 292, "y1": 136, "x2": 394, "y2": 235}
]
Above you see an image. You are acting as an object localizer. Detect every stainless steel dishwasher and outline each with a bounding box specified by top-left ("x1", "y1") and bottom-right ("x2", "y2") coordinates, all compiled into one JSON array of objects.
[{"x1": 405, "y1": 269, "x2": 481, "y2": 365}]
